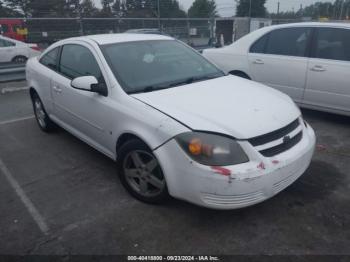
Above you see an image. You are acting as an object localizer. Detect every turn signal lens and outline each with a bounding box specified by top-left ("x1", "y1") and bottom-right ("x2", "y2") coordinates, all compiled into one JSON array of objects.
[
  {"x1": 188, "y1": 138, "x2": 214, "y2": 156},
  {"x1": 189, "y1": 138, "x2": 202, "y2": 155}
]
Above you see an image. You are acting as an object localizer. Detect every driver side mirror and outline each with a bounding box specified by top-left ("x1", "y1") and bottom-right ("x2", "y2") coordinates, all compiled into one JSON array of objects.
[{"x1": 71, "y1": 76, "x2": 108, "y2": 97}]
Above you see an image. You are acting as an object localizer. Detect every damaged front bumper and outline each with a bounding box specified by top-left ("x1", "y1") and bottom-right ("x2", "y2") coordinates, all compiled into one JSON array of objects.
[{"x1": 154, "y1": 121, "x2": 316, "y2": 210}]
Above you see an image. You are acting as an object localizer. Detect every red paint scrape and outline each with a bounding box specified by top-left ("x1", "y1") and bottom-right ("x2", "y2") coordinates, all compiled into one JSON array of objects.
[
  {"x1": 211, "y1": 166, "x2": 231, "y2": 176},
  {"x1": 257, "y1": 162, "x2": 266, "y2": 170},
  {"x1": 272, "y1": 160, "x2": 279, "y2": 165}
]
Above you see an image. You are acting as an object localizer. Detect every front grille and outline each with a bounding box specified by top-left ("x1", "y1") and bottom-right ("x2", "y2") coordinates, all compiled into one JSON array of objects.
[
  {"x1": 259, "y1": 131, "x2": 303, "y2": 157},
  {"x1": 248, "y1": 119, "x2": 300, "y2": 146},
  {"x1": 248, "y1": 118, "x2": 303, "y2": 157}
]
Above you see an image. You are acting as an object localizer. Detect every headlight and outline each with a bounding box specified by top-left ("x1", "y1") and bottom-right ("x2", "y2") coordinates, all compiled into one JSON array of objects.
[{"x1": 175, "y1": 132, "x2": 249, "y2": 166}]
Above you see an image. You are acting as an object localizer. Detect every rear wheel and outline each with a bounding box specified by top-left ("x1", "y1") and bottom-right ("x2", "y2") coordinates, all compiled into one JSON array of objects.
[
  {"x1": 12, "y1": 56, "x2": 28, "y2": 63},
  {"x1": 31, "y1": 93, "x2": 56, "y2": 132},
  {"x1": 117, "y1": 139, "x2": 169, "y2": 204}
]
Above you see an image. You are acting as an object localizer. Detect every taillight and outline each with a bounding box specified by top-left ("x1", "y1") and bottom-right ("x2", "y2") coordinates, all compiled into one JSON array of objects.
[{"x1": 30, "y1": 46, "x2": 41, "y2": 51}]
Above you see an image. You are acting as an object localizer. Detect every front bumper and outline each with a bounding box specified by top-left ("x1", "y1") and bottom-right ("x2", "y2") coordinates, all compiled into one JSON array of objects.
[{"x1": 154, "y1": 122, "x2": 316, "y2": 210}]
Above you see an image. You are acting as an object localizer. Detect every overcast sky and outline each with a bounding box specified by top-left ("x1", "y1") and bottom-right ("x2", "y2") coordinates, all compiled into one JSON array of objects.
[{"x1": 93, "y1": 0, "x2": 335, "y2": 16}]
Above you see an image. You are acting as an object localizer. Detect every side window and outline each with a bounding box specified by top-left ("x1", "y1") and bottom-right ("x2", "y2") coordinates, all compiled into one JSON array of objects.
[
  {"x1": 59, "y1": 44, "x2": 103, "y2": 82},
  {"x1": 265, "y1": 27, "x2": 312, "y2": 57},
  {"x1": 40, "y1": 47, "x2": 59, "y2": 70},
  {"x1": 250, "y1": 34, "x2": 268, "y2": 53},
  {"x1": 314, "y1": 28, "x2": 350, "y2": 62},
  {"x1": 0, "y1": 39, "x2": 15, "y2": 47}
]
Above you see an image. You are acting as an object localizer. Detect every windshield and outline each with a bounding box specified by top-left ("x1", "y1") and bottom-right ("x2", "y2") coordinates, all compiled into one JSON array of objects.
[{"x1": 101, "y1": 40, "x2": 224, "y2": 94}]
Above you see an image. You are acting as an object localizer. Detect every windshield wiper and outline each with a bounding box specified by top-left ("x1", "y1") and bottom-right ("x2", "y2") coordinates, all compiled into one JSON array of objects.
[
  {"x1": 167, "y1": 74, "x2": 223, "y2": 88},
  {"x1": 128, "y1": 84, "x2": 171, "y2": 94},
  {"x1": 128, "y1": 74, "x2": 224, "y2": 94}
]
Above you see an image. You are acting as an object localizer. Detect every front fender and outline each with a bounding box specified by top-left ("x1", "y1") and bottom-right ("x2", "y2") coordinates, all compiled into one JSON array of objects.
[{"x1": 109, "y1": 96, "x2": 190, "y2": 157}]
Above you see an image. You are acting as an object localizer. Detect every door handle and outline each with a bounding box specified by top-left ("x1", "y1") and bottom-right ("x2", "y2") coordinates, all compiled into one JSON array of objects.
[
  {"x1": 53, "y1": 86, "x2": 62, "y2": 93},
  {"x1": 311, "y1": 65, "x2": 326, "y2": 72},
  {"x1": 253, "y1": 59, "x2": 264, "y2": 65}
]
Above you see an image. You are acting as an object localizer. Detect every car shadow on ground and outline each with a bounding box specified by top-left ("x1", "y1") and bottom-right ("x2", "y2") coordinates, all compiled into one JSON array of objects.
[{"x1": 301, "y1": 108, "x2": 350, "y2": 125}]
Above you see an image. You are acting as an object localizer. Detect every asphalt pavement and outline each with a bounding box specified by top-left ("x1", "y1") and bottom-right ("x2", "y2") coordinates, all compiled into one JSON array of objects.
[{"x1": 0, "y1": 81, "x2": 349, "y2": 256}]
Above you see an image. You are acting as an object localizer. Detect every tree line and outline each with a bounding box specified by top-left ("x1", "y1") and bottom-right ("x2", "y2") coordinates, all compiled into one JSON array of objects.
[
  {"x1": 271, "y1": 0, "x2": 350, "y2": 20},
  {"x1": 234, "y1": 0, "x2": 350, "y2": 20},
  {"x1": 0, "y1": 0, "x2": 217, "y2": 18},
  {"x1": 3, "y1": 0, "x2": 348, "y2": 20}
]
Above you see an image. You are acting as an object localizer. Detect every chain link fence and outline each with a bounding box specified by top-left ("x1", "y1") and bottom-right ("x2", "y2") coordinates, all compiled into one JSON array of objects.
[
  {"x1": 2, "y1": 16, "x2": 347, "y2": 82},
  {"x1": 4, "y1": 16, "x2": 346, "y2": 50},
  {"x1": 13, "y1": 17, "x2": 214, "y2": 49},
  {"x1": 2, "y1": 16, "x2": 350, "y2": 49}
]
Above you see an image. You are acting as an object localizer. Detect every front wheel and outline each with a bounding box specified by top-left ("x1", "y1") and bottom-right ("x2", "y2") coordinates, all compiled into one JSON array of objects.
[{"x1": 117, "y1": 139, "x2": 169, "y2": 204}]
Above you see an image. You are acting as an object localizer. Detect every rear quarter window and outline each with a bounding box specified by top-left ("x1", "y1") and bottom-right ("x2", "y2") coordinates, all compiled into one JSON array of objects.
[{"x1": 40, "y1": 47, "x2": 60, "y2": 71}]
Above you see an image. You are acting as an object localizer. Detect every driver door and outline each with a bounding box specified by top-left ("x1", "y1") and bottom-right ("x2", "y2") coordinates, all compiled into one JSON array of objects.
[{"x1": 51, "y1": 43, "x2": 114, "y2": 157}]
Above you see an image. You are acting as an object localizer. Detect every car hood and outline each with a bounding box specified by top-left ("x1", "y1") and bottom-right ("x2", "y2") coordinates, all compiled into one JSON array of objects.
[{"x1": 131, "y1": 75, "x2": 300, "y2": 139}]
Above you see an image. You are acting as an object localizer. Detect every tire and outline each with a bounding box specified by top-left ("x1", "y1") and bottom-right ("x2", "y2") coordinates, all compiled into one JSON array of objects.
[
  {"x1": 117, "y1": 139, "x2": 169, "y2": 204},
  {"x1": 230, "y1": 71, "x2": 251, "y2": 80},
  {"x1": 12, "y1": 56, "x2": 28, "y2": 63},
  {"x1": 31, "y1": 93, "x2": 57, "y2": 132}
]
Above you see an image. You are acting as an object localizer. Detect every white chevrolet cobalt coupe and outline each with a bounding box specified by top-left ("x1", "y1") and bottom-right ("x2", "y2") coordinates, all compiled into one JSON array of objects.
[{"x1": 26, "y1": 34, "x2": 316, "y2": 209}]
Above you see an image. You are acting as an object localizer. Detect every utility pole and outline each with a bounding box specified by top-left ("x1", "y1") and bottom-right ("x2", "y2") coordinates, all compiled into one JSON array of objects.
[
  {"x1": 249, "y1": 0, "x2": 252, "y2": 17},
  {"x1": 157, "y1": 0, "x2": 161, "y2": 31},
  {"x1": 277, "y1": 2, "x2": 280, "y2": 16},
  {"x1": 340, "y1": 0, "x2": 345, "y2": 20},
  {"x1": 73, "y1": 0, "x2": 84, "y2": 36}
]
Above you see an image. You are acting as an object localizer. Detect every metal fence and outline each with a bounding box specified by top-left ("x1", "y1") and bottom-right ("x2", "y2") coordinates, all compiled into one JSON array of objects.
[
  {"x1": 16, "y1": 17, "x2": 215, "y2": 49},
  {"x1": 2, "y1": 16, "x2": 349, "y2": 83},
  {"x1": 4, "y1": 16, "x2": 347, "y2": 49},
  {"x1": 2, "y1": 16, "x2": 350, "y2": 47},
  {"x1": 0, "y1": 62, "x2": 26, "y2": 82}
]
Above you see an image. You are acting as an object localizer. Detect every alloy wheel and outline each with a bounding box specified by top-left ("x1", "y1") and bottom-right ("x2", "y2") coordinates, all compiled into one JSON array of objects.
[
  {"x1": 123, "y1": 150, "x2": 165, "y2": 197},
  {"x1": 34, "y1": 98, "x2": 46, "y2": 128}
]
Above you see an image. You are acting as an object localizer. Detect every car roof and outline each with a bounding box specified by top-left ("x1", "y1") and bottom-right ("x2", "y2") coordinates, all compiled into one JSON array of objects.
[
  {"x1": 126, "y1": 28, "x2": 160, "y2": 32},
  {"x1": 269, "y1": 21, "x2": 350, "y2": 30},
  {"x1": 70, "y1": 33, "x2": 173, "y2": 45}
]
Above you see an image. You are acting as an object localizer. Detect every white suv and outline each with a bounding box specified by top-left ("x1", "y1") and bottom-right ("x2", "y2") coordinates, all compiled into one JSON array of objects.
[{"x1": 203, "y1": 22, "x2": 350, "y2": 116}]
